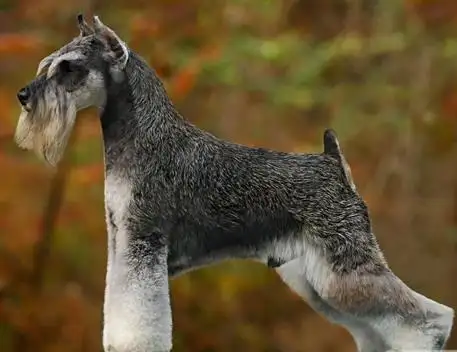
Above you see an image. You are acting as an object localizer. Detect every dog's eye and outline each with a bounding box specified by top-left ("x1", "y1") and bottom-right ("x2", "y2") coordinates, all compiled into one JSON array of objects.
[{"x1": 60, "y1": 60, "x2": 82, "y2": 73}]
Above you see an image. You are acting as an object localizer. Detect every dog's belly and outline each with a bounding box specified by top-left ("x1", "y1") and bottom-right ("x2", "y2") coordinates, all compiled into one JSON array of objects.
[{"x1": 166, "y1": 217, "x2": 301, "y2": 277}]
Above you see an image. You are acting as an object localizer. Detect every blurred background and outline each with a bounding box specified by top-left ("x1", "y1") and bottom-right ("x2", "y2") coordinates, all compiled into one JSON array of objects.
[{"x1": 0, "y1": 0, "x2": 457, "y2": 351}]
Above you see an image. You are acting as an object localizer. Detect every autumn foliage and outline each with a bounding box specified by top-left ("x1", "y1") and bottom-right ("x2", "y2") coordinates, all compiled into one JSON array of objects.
[{"x1": 0, "y1": 1, "x2": 457, "y2": 351}]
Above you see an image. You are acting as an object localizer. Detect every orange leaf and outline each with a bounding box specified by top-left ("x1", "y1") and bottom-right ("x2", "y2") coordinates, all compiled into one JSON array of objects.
[{"x1": 170, "y1": 64, "x2": 199, "y2": 100}]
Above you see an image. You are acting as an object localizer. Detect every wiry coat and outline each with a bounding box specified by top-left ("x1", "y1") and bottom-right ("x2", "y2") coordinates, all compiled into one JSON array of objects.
[{"x1": 15, "y1": 15, "x2": 454, "y2": 352}]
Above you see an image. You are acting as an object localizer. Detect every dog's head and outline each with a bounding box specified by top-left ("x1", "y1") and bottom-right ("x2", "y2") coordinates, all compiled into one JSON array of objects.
[{"x1": 14, "y1": 14, "x2": 129, "y2": 166}]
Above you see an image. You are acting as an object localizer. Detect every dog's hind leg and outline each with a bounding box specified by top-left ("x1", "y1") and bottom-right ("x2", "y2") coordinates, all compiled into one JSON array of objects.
[
  {"x1": 275, "y1": 253, "x2": 454, "y2": 351},
  {"x1": 276, "y1": 258, "x2": 388, "y2": 352}
]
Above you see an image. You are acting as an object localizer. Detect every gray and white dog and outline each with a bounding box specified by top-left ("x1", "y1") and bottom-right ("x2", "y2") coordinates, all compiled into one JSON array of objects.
[{"x1": 14, "y1": 14, "x2": 454, "y2": 352}]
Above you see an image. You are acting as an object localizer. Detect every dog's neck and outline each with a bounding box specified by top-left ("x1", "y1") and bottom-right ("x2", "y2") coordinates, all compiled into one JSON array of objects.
[{"x1": 100, "y1": 52, "x2": 186, "y2": 172}]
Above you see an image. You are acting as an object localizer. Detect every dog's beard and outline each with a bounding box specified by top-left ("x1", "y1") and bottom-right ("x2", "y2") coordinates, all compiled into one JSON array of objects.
[{"x1": 14, "y1": 85, "x2": 77, "y2": 167}]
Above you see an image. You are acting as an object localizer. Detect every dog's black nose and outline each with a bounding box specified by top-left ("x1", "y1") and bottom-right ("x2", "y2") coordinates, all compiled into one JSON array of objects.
[{"x1": 17, "y1": 87, "x2": 30, "y2": 106}]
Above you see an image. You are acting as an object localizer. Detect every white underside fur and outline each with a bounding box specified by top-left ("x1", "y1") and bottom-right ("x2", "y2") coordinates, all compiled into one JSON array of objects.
[{"x1": 275, "y1": 254, "x2": 454, "y2": 351}]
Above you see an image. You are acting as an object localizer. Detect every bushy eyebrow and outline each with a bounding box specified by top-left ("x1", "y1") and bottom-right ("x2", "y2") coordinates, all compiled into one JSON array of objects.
[
  {"x1": 40, "y1": 51, "x2": 87, "y2": 79},
  {"x1": 36, "y1": 50, "x2": 64, "y2": 77},
  {"x1": 35, "y1": 36, "x2": 83, "y2": 77}
]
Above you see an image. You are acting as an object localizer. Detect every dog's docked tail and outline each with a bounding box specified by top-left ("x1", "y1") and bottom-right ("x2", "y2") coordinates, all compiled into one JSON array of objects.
[{"x1": 323, "y1": 128, "x2": 356, "y2": 192}]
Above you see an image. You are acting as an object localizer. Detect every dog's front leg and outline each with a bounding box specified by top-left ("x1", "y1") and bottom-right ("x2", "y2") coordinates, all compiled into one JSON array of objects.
[{"x1": 102, "y1": 227, "x2": 172, "y2": 352}]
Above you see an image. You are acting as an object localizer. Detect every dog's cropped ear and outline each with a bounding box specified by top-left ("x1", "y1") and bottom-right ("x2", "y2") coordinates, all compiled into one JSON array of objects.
[
  {"x1": 323, "y1": 129, "x2": 357, "y2": 191},
  {"x1": 93, "y1": 15, "x2": 129, "y2": 72},
  {"x1": 77, "y1": 14, "x2": 94, "y2": 37}
]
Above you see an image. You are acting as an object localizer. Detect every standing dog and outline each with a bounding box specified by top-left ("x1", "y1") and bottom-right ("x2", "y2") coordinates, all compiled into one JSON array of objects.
[{"x1": 14, "y1": 14, "x2": 454, "y2": 352}]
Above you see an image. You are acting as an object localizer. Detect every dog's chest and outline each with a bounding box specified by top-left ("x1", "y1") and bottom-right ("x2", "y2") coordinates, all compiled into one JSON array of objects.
[{"x1": 104, "y1": 173, "x2": 132, "y2": 223}]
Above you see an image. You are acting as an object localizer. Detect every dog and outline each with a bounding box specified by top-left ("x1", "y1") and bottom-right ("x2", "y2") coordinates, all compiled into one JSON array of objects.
[{"x1": 14, "y1": 14, "x2": 454, "y2": 351}]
